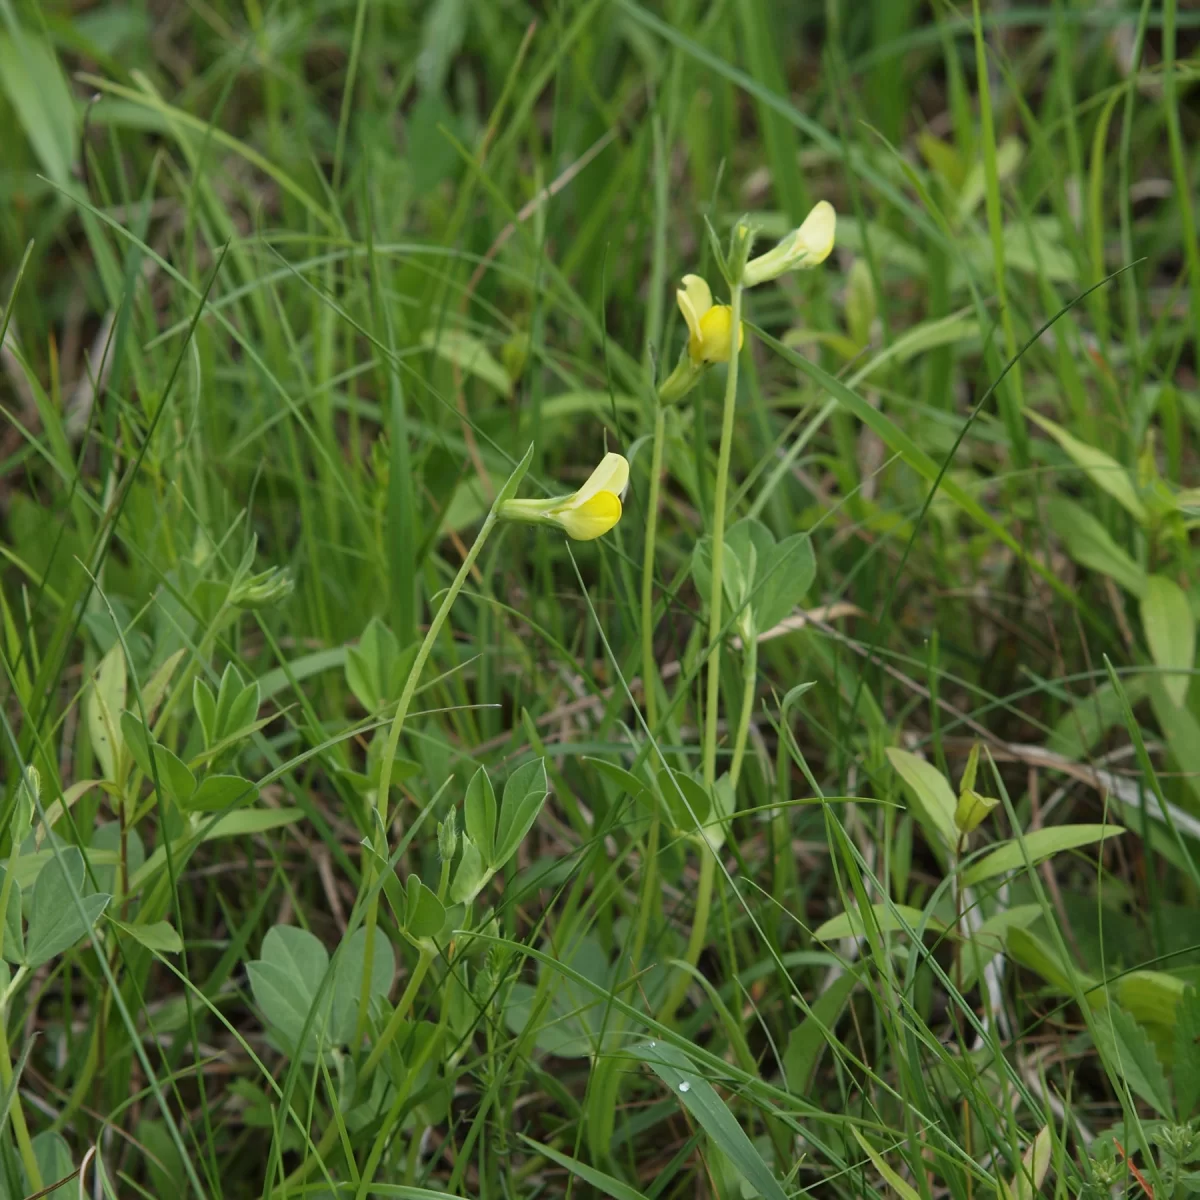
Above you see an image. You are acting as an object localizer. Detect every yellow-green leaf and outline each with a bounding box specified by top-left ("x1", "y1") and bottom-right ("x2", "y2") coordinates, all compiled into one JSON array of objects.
[
  {"x1": 962, "y1": 824, "x2": 1124, "y2": 886},
  {"x1": 885, "y1": 748, "x2": 957, "y2": 853},
  {"x1": 1140, "y1": 574, "x2": 1194, "y2": 708},
  {"x1": 1028, "y1": 410, "x2": 1146, "y2": 522}
]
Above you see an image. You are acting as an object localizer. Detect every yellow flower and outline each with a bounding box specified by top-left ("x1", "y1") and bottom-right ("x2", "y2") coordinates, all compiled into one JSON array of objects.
[
  {"x1": 742, "y1": 200, "x2": 836, "y2": 288},
  {"x1": 676, "y1": 275, "x2": 744, "y2": 366},
  {"x1": 498, "y1": 452, "x2": 629, "y2": 541}
]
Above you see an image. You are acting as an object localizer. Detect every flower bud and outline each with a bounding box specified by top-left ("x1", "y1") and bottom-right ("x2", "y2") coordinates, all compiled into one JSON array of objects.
[
  {"x1": 742, "y1": 201, "x2": 836, "y2": 288},
  {"x1": 954, "y1": 788, "x2": 999, "y2": 836}
]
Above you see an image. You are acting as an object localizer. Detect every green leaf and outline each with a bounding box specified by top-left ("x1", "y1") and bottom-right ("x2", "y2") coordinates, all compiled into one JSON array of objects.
[
  {"x1": 110, "y1": 919, "x2": 183, "y2": 954},
  {"x1": 1045, "y1": 497, "x2": 1147, "y2": 598},
  {"x1": 0, "y1": 29, "x2": 78, "y2": 189},
  {"x1": 1141, "y1": 575, "x2": 1194, "y2": 708},
  {"x1": 246, "y1": 925, "x2": 330, "y2": 1058},
  {"x1": 449, "y1": 834, "x2": 487, "y2": 906},
  {"x1": 783, "y1": 969, "x2": 857, "y2": 1092},
  {"x1": 120, "y1": 712, "x2": 196, "y2": 803},
  {"x1": 756, "y1": 533, "x2": 817, "y2": 632},
  {"x1": 638, "y1": 1040, "x2": 787, "y2": 1200},
  {"x1": 463, "y1": 767, "x2": 497, "y2": 868},
  {"x1": 0, "y1": 868, "x2": 21, "y2": 965},
  {"x1": 493, "y1": 442, "x2": 537, "y2": 507},
  {"x1": 1174, "y1": 987, "x2": 1200, "y2": 1118},
  {"x1": 87, "y1": 643, "x2": 126, "y2": 782},
  {"x1": 585, "y1": 757, "x2": 654, "y2": 809},
  {"x1": 961, "y1": 824, "x2": 1124, "y2": 886},
  {"x1": 201, "y1": 808, "x2": 303, "y2": 839},
  {"x1": 1006, "y1": 927, "x2": 1096, "y2": 996},
  {"x1": 330, "y1": 927, "x2": 394, "y2": 1045},
  {"x1": 346, "y1": 617, "x2": 401, "y2": 713},
  {"x1": 494, "y1": 758, "x2": 549, "y2": 867},
  {"x1": 192, "y1": 677, "x2": 217, "y2": 748},
  {"x1": 184, "y1": 774, "x2": 260, "y2": 813},
  {"x1": 1001, "y1": 1126, "x2": 1053, "y2": 1200},
  {"x1": 520, "y1": 1136, "x2": 649, "y2": 1200},
  {"x1": 421, "y1": 328, "x2": 510, "y2": 395},
  {"x1": 1092, "y1": 1002, "x2": 1172, "y2": 1117},
  {"x1": 31, "y1": 1129, "x2": 75, "y2": 1199},
  {"x1": 403, "y1": 876, "x2": 446, "y2": 939},
  {"x1": 24, "y1": 847, "x2": 110, "y2": 968},
  {"x1": 654, "y1": 768, "x2": 710, "y2": 835},
  {"x1": 813, "y1": 904, "x2": 943, "y2": 942},
  {"x1": 1027, "y1": 410, "x2": 1147, "y2": 522},
  {"x1": 885, "y1": 748, "x2": 957, "y2": 854},
  {"x1": 850, "y1": 1128, "x2": 922, "y2": 1200}
]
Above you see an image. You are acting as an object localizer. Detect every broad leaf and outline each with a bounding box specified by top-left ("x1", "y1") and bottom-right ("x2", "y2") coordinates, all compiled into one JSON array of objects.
[
  {"x1": 346, "y1": 617, "x2": 401, "y2": 713},
  {"x1": 886, "y1": 748, "x2": 957, "y2": 853},
  {"x1": 449, "y1": 835, "x2": 487, "y2": 906},
  {"x1": 25, "y1": 847, "x2": 110, "y2": 968},
  {"x1": 120, "y1": 712, "x2": 196, "y2": 803},
  {"x1": 86, "y1": 643, "x2": 126, "y2": 782},
  {"x1": 330, "y1": 927, "x2": 394, "y2": 1045},
  {"x1": 1092, "y1": 1002, "x2": 1172, "y2": 1117},
  {"x1": 246, "y1": 925, "x2": 330, "y2": 1058},
  {"x1": 31, "y1": 1130, "x2": 74, "y2": 1199},
  {"x1": 1141, "y1": 574, "x2": 1194, "y2": 708},
  {"x1": 0, "y1": 867, "x2": 22, "y2": 965},
  {"x1": 757, "y1": 533, "x2": 817, "y2": 632},
  {"x1": 1028, "y1": 410, "x2": 1146, "y2": 522},
  {"x1": 814, "y1": 903, "x2": 943, "y2": 942},
  {"x1": 1045, "y1": 497, "x2": 1146, "y2": 598},
  {"x1": 110, "y1": 919, "x2": 183, "y2": 954},
  {"x1": 403, "y1": 876, "x2": 446, "y2": 939},
  {"x1": 185, "y1": 774, "x2": 259, "y2": 813},
  {"x1": 961, "y1": 824, "x2": 1124, "y2": 886},
  {"x1": 656, "y1": 768, "x2": 710, "y2": 834},
  {"x1": 494, "y1": 758, "x2": 549, "y2": 867},
  {"x1": 1174, "y1": 987, "x2": 1200, "y2": 1118},
  {"x1": 463, "y1": 767, "x2": 497, "y2": 868}
]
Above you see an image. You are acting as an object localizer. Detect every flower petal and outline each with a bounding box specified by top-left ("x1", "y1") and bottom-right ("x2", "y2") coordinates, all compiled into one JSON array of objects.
[
  {"x1": 696, "y1": 306, "x2": 743, "y2": 364},
  {"x1": 573, "y1": 452, "x2": 629, "y2": 505},
  {"x1": 676, "y1": 274, "x2": 713, "y2": 345},
  {"x1": 791, "y1": 200, "x2": 836, "y2": 267},
  {"x1": 557, "y1": 491, "x2": 622, "y2": 540}
]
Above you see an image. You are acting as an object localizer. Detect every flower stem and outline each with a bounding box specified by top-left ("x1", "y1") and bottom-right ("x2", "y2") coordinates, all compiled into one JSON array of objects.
[
  {"x1": 729, "y1": 633, "x2": 757, "y2": 789},
  {"x1": 357, "y1": 511, "x2": 497, "y2": 1038},
  {"x1": 702, "y1": 283, "x2": 743, "y2": 789},
  {"x1": 640, "y1": 403, "x2": 667, "y2": 728},
  {"x1": 662, "y1": 284, "x2": 742, "y2": 1024}
]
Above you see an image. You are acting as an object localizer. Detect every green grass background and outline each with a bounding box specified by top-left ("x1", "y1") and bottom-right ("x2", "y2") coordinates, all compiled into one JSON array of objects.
[{"x1": 1, "y1": 0, "x2": 1200, "y2": 1196}]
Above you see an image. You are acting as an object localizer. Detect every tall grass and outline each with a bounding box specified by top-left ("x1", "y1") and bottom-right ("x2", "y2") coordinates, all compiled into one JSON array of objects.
[{"x1": 1, "y1": 1, "x2": 1198, "y2": 1197}]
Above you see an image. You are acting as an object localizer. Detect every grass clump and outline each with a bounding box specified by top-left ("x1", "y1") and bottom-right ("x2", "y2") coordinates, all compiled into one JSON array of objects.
[{"x1": 1, "y1": 2, "x2": 1199, "y2": 1197}]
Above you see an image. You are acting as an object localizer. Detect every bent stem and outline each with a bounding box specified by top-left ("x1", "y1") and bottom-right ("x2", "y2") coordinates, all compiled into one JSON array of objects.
[
  {"x1": 641, "y1": 403, "x2": 666, "y2": 728},
  {"x1": 662, "y1": 283, "x2": 743, "y2": 1023}
]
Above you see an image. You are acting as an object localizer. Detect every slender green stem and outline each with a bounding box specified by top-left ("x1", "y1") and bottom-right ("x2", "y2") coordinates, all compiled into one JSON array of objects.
[
  {"x1": 0, "y1": 1008, "x2": 41, "y2": 1192},
  {"x1": 701, "y1": 285, "x2": 743, "y2": 789},
  {"x1": 375, "y1": 510, "x2": 498, "y2": 823},
  {"x1": 728, "y1": 634, "x2": 757, "y2": 790},
  {"x1": 640, "y1": 403, "x2": 667, "y2": 729},
  {"x1": 357, "y1": 511, "x2": 498, "y2": 1036},
  {"x1": 662, "y1": 286, "x2": 743, "y2": 1023}
]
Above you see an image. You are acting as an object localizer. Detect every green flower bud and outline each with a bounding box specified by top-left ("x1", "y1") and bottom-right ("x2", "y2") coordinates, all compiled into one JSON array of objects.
[{"x1": 954, "y1": 788, "x2": 999, "y2": 836}]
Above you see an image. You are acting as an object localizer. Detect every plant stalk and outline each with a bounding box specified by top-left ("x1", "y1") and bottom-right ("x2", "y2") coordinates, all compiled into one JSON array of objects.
[{"x1": 640, "y1": 403, "x2": 667, "y2": 729}]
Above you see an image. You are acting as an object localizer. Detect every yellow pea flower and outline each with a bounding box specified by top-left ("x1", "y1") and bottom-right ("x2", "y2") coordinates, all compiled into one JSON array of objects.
[
  {"x1": 676, "y1": 275, "x2": 745, "y2": 366},
  {"x1": 742, "y1": 200, "x2": 836, "y2": 289},
  {"x1": 499, "y1": 452, "x2": 629, "y2": 541}
]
